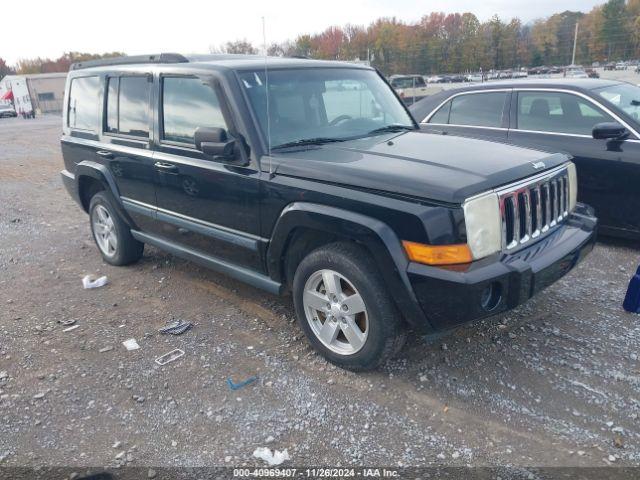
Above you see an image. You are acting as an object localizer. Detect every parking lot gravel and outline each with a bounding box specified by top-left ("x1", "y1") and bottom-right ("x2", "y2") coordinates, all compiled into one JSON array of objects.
[{"x1": 0, "y1": 116, "x2": 639, "y2": 472}]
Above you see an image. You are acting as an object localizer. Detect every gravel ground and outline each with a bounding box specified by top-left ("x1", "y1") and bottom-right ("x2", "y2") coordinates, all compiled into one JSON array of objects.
[{"x1": 0, "y1": 116, "x2": 639, "y2": 474}]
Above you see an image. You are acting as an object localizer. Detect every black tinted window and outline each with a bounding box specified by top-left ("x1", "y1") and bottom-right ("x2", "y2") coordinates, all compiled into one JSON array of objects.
[
  {"x1": 118, "y1": 76, "x2": 150, "y2": 137},
  {"x1": 517, "y1": 91, "x2": 614, "y2": 135},
  {"x1": 162, "y1": 77, "x2": 226, "y2": 144},
  {"x1": 104, "y1": 76, "x2": 150, "y2": 137},
  {"x1": 448, "y1": 92, "x2": 507, "y2": 127},
  {"x1": 68, "y1": 76, "x2": 100, "y2": 131}
]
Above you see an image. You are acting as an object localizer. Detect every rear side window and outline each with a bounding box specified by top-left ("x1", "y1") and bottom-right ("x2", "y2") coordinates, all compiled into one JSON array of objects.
[
  {"x1": 448, "y1": 92, "x2": 508, "y2": 127},
  {"x1": 68, "y1": 76, "x2": 100, "y2": 131},
  {"x1": 161, "y1": 77, "x2": 227, "y2": 145},
  {"x1": 105, "y1": 75, "x2": 150, "y2": 138}
]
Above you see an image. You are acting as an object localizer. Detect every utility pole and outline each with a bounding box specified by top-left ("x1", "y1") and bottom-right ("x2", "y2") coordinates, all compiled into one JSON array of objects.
[{"x1": 571, "y1": 22, "x2": 579, "y2": 66}]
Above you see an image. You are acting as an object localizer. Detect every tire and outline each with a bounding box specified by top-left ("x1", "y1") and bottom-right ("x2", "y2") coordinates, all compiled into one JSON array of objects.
[
  {"x1": 89, "y1": 191, "x2": 144, "y2": 266},
  {"x1": 292, "y1": 242, "x2": 406, "y2": 371}
]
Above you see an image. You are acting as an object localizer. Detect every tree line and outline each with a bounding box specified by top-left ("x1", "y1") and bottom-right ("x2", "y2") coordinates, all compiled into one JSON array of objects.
[
  {"x1": 0, "y1": 52, "x2": 125, "y2": 79},
  {"x1": 1, "y1": 0, "x2": 638, "y2": 80},
  {"x1": 224, "y1": 0, "x2": 640, "y2": 74}
]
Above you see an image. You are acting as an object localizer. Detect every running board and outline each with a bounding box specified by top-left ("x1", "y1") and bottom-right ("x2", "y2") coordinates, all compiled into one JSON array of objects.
[{"x1": 131, "y1": 230, "x2": 282, "y2": 295}]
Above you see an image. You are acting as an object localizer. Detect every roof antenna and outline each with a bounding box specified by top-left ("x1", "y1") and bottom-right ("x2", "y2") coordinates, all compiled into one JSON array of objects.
[{"x1": 262, "y1": 16, "x2": 273, "y2": 176}]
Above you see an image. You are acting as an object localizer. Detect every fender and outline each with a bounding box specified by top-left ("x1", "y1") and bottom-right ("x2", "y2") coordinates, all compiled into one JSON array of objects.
[
  {"x1": 267, "y1": 202, "x2": 433, "y2": 331},
  {"x1": 75, "y1": 161, "x2": 136, "y2": 228}
]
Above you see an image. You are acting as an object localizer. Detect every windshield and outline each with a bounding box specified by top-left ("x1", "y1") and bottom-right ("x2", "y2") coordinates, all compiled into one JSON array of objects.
[
  {"x1": 238, "y1": 68, "x2": 414, "y2": 149},
  {"x1": 593, "y1": 83, "x2": 640, "y2": 122}
]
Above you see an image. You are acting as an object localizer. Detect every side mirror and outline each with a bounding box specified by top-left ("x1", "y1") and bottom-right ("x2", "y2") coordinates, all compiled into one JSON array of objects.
[
  {"x1": 194, "y1": 127, "x2": 236, "y2": 158},
  {"x1": 592, "y1": 122, "x2": 629, "y2": 140}
]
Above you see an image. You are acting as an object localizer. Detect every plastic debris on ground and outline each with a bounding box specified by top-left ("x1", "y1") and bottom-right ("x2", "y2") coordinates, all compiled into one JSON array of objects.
[
  {"x1": 253, "y1": 447, "x2": 290, "y2": 466},
  {"x1": 227, "y1": 376, "x2": 258, "y2": 390},
  {"x1": 122, "y1": 338, "x2": 140, "y2": 351},
  {"x1": 82, "y1": 275, "x2": 108, "y2": 289},
  {"x1": 155, "y1": 348, "x2": 185, "y2": 366},
  {"x1": 623, "y1": 265, "x2": 640, "y2": 313},
  {"x1": 62, "y1": 325, "x2": 80, "y2": 333},
  {"x1": 159, "y1": 319, "x2": 193, "y2": 335}
]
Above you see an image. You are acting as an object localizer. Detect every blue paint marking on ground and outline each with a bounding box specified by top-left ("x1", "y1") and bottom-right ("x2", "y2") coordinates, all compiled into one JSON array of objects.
[{"x1": 227, "y1": 376, "x2": 258, "y2": 390}]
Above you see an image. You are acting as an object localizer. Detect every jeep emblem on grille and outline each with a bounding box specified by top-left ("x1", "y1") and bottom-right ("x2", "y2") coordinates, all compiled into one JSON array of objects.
[{"x1": 531, "y1": 161, "x2": 546, "y2": 170}]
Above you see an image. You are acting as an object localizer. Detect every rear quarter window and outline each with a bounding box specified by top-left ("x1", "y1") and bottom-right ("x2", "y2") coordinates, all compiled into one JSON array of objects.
[
  {"x1": 448, "y1": 92, "x2": 507, "y2": 127},
  {"x1": 427, "y1": 100, "x2": 451, "y2": 124},
  {"x1": 68, "y1": 76, "x2": 100, "y2": 131}
]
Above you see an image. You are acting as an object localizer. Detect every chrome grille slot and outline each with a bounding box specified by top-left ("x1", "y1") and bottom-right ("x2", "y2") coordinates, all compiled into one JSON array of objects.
[{"x1": 497, "y1": 166, "x2": 571, "y2": 251}]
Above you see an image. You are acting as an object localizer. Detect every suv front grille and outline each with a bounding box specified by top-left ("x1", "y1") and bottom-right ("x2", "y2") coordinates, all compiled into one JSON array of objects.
[{"x1": 498, "y1": 166, "x2": 570, "y2": 251}]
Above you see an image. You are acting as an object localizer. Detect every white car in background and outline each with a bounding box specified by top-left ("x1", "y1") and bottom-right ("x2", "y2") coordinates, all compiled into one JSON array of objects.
[
  {"x1": 465, "y1": 73, "x2": 483, "y2": 82},
  {"x1": 389, "y1": 75, "x2": 431, "y2": 104},
  {"x1": 0, "y1": 104, "x2": 17, "y2": 118},
  {"x1": 565, "y1": 66, "x2": 589, "y2": 79}
]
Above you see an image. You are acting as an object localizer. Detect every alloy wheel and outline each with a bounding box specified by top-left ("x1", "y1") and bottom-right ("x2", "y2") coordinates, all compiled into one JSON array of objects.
[
  {"x1": 302, "y1": 269, "x2": 369, "y2": 355},
  {"x1": 92, "y1": 204, "x2": 118, "y2": 257}
]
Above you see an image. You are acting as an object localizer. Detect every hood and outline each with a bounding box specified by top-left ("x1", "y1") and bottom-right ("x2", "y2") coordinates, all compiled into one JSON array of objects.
[{"x1": 268, "y1": 131, "x2": 569, "y2": 204}]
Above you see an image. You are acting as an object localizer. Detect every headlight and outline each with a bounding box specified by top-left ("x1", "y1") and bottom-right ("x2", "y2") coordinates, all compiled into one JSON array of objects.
[
  {"x1": 463, "y1": 192, "x2": 502, "y2": 260},
  {"x1": 567, "y1": 162, "x2": 578, "y2": 212}
]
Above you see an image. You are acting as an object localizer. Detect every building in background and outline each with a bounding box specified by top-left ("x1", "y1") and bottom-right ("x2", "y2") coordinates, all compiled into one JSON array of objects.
[{"x1": 0, "y1": 72, "x2": 67, "y2": 115}]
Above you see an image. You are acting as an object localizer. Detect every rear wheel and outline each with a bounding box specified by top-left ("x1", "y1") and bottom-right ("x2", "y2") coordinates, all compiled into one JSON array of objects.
[
  {"x1": 89, "y1": 191, "x2": 143, "y2": 266},
  {"x1": 293, "y1": 242, "x2": 406, "y2": 371}
]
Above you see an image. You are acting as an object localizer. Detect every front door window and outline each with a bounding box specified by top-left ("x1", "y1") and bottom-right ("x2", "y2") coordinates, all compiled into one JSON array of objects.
[{"x1": 517, "y1": 91, "x2": 615, "y2": 136}]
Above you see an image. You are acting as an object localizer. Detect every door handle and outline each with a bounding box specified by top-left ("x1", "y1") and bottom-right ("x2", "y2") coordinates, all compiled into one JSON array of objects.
[
  {"x1": 96, "y1": 150, "x2": 114, "y2": 159},
  {"x1": 154, "y1": 161, "x2": 179, "y2": 173}
]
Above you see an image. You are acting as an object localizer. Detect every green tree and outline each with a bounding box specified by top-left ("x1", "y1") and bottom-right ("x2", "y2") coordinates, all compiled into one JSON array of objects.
[{"x1": 600, "y1": 0, "x2": 629, "y2": 59}]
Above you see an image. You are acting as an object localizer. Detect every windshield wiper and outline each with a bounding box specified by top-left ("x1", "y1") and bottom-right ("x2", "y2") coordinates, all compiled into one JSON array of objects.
[
  {"x1": 271, "y1": 137, "x2": 345, "y2": 150},
  {"x1": 366, "y1": 124, "x2": 415, "y2": 136}
]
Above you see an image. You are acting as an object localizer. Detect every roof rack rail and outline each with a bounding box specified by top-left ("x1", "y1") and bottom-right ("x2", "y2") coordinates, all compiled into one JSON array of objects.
[{"x1": 70, "y1": 53, "x2": 189, "y2": 70}]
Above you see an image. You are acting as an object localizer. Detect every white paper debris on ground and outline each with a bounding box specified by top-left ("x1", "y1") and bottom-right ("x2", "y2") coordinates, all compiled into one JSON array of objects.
[
  {"x1": 82, "y1": 275, "x2": 108, "y2": 289},
  {"x1": 62, "y1": 325, "x2": 80, "y2": 333},
  {"x1": 122, "y1": 338, "x2": 140, "y2": 351},
  {"x1": 252, "y1": 447, "x2": 290, "y2": 466}
]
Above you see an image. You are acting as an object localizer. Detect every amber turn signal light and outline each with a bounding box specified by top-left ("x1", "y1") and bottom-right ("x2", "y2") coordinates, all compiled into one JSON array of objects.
[{"x1": 402, "y1": 241, "x2": 473, "y2": 266}]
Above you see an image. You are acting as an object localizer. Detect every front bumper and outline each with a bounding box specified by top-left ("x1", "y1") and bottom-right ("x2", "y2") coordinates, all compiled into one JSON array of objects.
[{"x1": 408, "y1": 203, "x2": 597, "y2": 331}]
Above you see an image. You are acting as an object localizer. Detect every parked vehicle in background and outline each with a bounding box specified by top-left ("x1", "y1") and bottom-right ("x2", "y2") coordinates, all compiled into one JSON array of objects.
[
  {"x1": 616, "y1": 62, "x2": 627, "y2": 71},
  {"x1": 564, "y1": 66, "x2": 589, "y2": 79},
  {"x1": 410, "y1": 79, "x2": 640, "y2": 239},
  {"x1": 389, "y1": 74, "x2": 430, "y2": 105},
  {"x1": 426, "y1": 75, "x2": 444, "y2": 83},
  {"x1": 529, "y1": 66, "x2": 550, "y2": 75},
  {"x1": 59, "y1": 54, "x2": 596, "y2": 370},
  {"x1": 604, "y1": 62, "x2": 617, "y2": 71},
  {"x1": 585, "y1": 68, "x2": 600, "y2": 78},
  {"x1": 466, "y1": 73, "x2": 483, "y2": 82},
  {"x1": 0, "y1": 104, "x2": 17, "y2": 118},
  {"x1": 513, "y1": 69, "x2": 528, "y2": 79}
]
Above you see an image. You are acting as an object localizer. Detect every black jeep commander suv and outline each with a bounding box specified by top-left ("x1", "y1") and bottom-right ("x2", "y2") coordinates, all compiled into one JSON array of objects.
[{"x1": 60, "y1": 53, "x2": 597, "y2": 370}]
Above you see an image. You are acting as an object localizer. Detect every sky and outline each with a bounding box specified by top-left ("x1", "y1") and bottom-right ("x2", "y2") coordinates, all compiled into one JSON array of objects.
[{"x1": 3, "y1": 0, "x2": 605, "y2": 65}]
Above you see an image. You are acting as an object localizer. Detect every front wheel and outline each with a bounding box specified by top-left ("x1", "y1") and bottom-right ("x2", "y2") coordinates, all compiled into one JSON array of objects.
[{"x1": 292, "y1": 242, "x2": 406, "y2": 371}]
